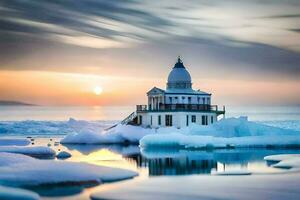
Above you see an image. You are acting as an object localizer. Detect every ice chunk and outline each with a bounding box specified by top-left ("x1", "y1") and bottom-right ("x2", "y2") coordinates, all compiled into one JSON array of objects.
[
  {"x1": 0, "y1": 152, "x2": 138, "y2": 186},
  {"x1": 0, "y1": 146, "x2": 56, "y2": 158},
  {"x1": 0, "y1": 138, "x2": 30, "y2": 146},
  {"x1": 56, "y1": 151, "x2": 72, "y2": 159},
  {"x1": 62, "y1": 117, "x2": 300, "y2": 146},
  {"x1": 0, "y1": 185, "x2": 40, "y2": 200},
  {"x1": 140, "y1": 133, "x2": 300, "y2": 149},
  {"x1": 213, "y1": 170, "x2": 252, "y2": 176},
  {"x1": 61, "y1": 124, "x2": 154, "y2": 144},
  {"x1": 264, "y1": 154, "x2": 300, "y2": 169}
]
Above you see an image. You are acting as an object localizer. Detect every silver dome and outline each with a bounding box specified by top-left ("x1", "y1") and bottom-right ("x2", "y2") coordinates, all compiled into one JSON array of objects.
[{"x1": 167, "y1": 57, "x2": 192, "y2": 89}]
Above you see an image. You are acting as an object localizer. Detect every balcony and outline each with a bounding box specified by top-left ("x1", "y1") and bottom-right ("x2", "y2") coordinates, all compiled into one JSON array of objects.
[{"x1": 136, "y1": 104, "x2": 225, "y2": 115}]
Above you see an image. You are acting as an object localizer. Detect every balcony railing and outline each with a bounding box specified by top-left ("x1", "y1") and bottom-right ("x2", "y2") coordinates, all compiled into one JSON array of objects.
[{"x1": 136, "y1": 104, "x2": 225, "y2": 114}]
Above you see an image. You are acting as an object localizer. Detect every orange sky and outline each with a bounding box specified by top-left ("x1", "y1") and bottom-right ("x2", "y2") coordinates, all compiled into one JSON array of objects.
[
  {"x1": 0, "y1": 70, "x2": 299, "y2": 106},
  {"x1": 1, "y1": 1, "x2": 300, "y2": 106}
]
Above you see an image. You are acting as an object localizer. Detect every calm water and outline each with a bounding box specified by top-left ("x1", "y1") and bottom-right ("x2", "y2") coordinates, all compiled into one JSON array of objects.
[
  {"x1": 1, "y1": 105, "x2": 300, "y2": 199},
  {"x1": 25, "y1": 138, "x2": 300, "y2": 200}
]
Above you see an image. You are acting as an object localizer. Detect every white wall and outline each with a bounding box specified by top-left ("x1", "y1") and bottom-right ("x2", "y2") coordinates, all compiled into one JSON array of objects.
[{"x1": 137, "y1": 112, "x2": 218, "y2": 128}]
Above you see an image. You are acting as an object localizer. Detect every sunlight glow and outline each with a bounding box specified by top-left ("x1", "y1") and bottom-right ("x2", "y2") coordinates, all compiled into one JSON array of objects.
[{"x1": 94, "y1": 86, "x2": 103, "y2": 95}]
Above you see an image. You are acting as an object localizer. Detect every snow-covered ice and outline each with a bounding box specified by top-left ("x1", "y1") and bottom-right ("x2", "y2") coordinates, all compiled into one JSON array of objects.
[
  {"x1": 0, "y1": 146, "x2": 56, "y2": 158},
  {"x1": 56, "y1": 151, "x2": 72, "y2": 159},
  {"x1": 61, "y1": 123, "x2": 154, "y2": 144},
  {"x1": 264, "y1": 154, "x2": 300, "y2": 169},
  {"x1": 0, "y1": 138, "x2": 30, "y2": 146},
  {"x1": 0, "y1": 152, "x2": 138, "y2": 186},
  {"x1": 0, "y1": 118, "x2": 117, "y2": 136},
  {"x1": 213, "y1": 170, "x2": 252, "y2": 176},
  {"x1": 140, "y1": 117, "x2": 300, "y2": 149},
  {"x1": 91, "y1": 172, "x2": 300, "y2": 200},
  {"x1": 0, "y1": 185, "x2": 40, "y2": 200},
  {"x1": 61, "y1": 117, "x2": 300, "y2": 148}
]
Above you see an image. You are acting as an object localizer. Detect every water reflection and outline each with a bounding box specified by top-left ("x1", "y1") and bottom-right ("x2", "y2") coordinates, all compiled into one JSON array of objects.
[{"x1": 63, "y1": 144, "x2": 300, "y2": 176}]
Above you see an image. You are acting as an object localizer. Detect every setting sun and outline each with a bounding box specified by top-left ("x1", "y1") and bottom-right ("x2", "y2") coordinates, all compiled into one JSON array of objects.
[{"x1": 93, "y1": 86, "x2": 103, "y2": 95}]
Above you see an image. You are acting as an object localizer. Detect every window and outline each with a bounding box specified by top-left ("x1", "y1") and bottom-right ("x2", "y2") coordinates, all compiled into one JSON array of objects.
[
  {"x1": 139, "y1": 115, "x2": 143, "y2": 125},
  {"x1": 197, "y1": 97, "x2": 200, "y2": 103},
  {"x1": 169, "y1": 97, "x2": 172, "y2": 103},
  {"x1": 186, "y1": 115, "x2": 189, "y2": 126},
  {"x1": 202, "y1": 115, "x2": 208, "y2": 125},
  {"x1": 192, "y1": 115, "x2": 196, "y2": 123},
  {"x1": 150, "y1": 115, "x2": 152, "y2": 125},
  {"x1": 188, "y1": 97, "x2": 191, "y2": 104},
  {"x1": 211, "y1": 116, "x2": 214, "y2": 124},
  {"x1": 158, "y1": 115, "x2": 161, "y2": 125},
  {"x1": 165, "y1": 115, "x2": 173, "y2": 126}
]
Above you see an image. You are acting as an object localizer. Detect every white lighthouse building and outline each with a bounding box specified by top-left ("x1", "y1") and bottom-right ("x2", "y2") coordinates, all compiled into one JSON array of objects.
[{"x1": 134, "y1": 57, "x2": 225, "y2": 129}]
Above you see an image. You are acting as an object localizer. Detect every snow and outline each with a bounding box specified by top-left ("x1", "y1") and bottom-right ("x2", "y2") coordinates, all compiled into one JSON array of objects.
[
  {"x1": 0, "y1": 152, "x2": 138, "y2": 186},
  {"x1": 264, "y1": 154, "x2": 300, "y2": 169},
  {"x1": 213, "y1": 170, "x2": 252, "y2": 176},
  {"x1": 0, "y1": 118, "x2": 117, "y2": 136},
  {"x1": 140, "y1": 117, "x2": 300, "y2": 149},
  {"x1": 61, "y1": 117, "x2": 300, "y2": 147},
  {"x1": 0, "y1": 146, "x2": 56, "y2": 158},
  {"x1": 61, "y1": 123, "x2": 154, "y2": 144},
  {"x1": 0, "y1": 185, "x2": 40, "y2": 200},
  {"x1": 140, "y1": 133, "x2": 300, "y2": 149},
  {"x1": 91, "y1": 173, "x2": 300, "y2": 200},
  {"x1": 0, "y1": 138, "x2": 30, "y2": 146},
  {"x1": 56, "y1": 151, "x2": 72, "y2": 159}
]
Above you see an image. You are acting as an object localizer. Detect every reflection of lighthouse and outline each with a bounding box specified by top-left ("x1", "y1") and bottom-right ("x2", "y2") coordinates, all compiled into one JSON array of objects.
[{"x1": 125, "y1": 153, "x2": 217, "y2": 176}]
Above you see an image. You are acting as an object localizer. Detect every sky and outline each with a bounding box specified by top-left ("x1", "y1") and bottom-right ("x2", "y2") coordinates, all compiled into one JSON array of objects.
[{"x1": 0, "y1": 0, "x2": 299, "y2": 106}]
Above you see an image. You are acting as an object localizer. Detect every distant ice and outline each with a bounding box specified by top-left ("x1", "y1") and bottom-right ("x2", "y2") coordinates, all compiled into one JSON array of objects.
[
  {"x1": 0, "y1": 138, "x2": 30, "y2": 146},
  {"x1": 0, "y1": 146, "x2": 56, "y2": 158},
  {"x1": 0, "y1": 152, "x2": 138, "y2": 186},
  {"x1": 0, "y1": 118, "x2": 117, "y2": 136},
  {"x1": 0, "y1": 185, "x2": 40, "y2": 200}
]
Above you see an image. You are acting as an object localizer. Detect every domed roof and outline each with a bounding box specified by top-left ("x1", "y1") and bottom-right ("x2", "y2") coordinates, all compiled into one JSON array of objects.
[{"x1": 167, "y1": 57, "x2": 192, "y2": 89}]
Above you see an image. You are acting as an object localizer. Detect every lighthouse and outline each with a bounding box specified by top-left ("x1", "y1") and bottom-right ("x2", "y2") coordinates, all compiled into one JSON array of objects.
[{"x1": 134, "y1": 57, "x2": 225, "y2": 128}]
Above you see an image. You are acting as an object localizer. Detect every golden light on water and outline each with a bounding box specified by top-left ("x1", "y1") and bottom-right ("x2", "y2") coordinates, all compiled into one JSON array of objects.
[{"x1": 94, "y1": 86, "x2": 103, "y2": 95}]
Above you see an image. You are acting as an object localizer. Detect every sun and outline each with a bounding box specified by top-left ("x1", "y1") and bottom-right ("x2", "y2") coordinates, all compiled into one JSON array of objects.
[{"x1": 93, "y1": 86, "x2": 103, "y2": 95}]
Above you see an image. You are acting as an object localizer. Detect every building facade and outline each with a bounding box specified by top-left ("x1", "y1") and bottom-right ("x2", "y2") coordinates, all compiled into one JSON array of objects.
[{"x1": 136, "y1": 57, "x2": 225, "y2": 128}]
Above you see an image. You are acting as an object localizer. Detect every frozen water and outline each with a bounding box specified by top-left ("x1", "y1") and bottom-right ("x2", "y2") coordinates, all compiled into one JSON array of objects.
[
  {"x1": 0, "y1": 185, "x2": 40, "y2": 200},
  {"x1": 0, "y1": 152, "x2": 138, "y2": 186},
  {"x1": 91, "y1": 173, "x2": 300, "y2": 200},
  {"x1": 0, "y1": 146, "x2": 56, "y2": 158},
  {"x1": 0, "y1": 138, "x2": 30, "y2": 146}
]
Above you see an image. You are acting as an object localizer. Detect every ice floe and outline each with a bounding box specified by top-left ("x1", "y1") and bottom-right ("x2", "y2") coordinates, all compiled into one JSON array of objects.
[
  {"x1": 0, "y1": 152, "x2": 138, "y2": 186},
  {"x1": 56, "y1": 151, "x2": 72, "y2": 159},
  {"x1": 0, "y1": 138, "x2": 30, "y2": 146},
  {"x1": 213, "y1": 170, "x2": 252, "y2": 176},
  {"x1": 61, "y1": 123, "x2": 153, "y2": 144},
  {"x1": 91, "y1": 172, "x2": 300, "y2": 200},
  {"x1": 0, "y1": 185, "x2": 40, "y2": 200},
  {"x1": 0, "y1": 118, "x2": 117, "y2": 136},
  {"x1": 61, "y1": 117, "x2": 300, "y2": 148},
  {"x1": 264, "y1": 154, "x2": 300, "y2": 169},
  {"x1": 0, "y1": 146, "x2": 56, "y2": 158}
]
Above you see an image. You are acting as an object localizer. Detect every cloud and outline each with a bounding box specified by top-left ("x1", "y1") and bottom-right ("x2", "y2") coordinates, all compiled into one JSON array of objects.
[{"x1": 0, "y1": 0, "x2": 299, "y2": 79}]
